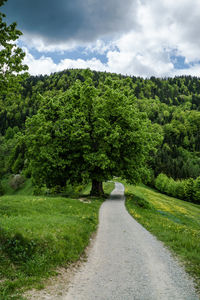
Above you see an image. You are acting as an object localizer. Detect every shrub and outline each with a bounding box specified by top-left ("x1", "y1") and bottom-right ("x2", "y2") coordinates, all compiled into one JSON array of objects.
[
  {"x1": 175, "y1": 180, "x2": 185, "y2": 200},
  {"x1": 155, "y1": 173, "x2": 200, "y2": 204},
  {"x1": 165, "y1": 177, "x2": 176, "y2": 197},
  {"x1": 9, "y1": 174, "x2": 25, "y2": 190},
  {"x1": 155, "y1": 173, "x2": 168, "y2": 193},
  {"x1": 33, "y1": 185, "x2": 43, "y2": 195},
  {"x1": 49, "y1": 185, "x2": 62, "y2": 195},
  {"x1": 0, "y1": 181, "x2": 4, "y2": 195},
  {"x1": 184, "y1": 178, "x2": 195, "y2": 202},
  {"x1": 194, "y1": 176, "x2": 200, "y2": 204},
  {"x1": 11, "y1": 153, "x2": 24, "y2": 174}
]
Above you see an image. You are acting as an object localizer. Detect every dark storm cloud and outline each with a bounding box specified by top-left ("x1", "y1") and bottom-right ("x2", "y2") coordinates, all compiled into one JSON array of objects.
[{"x1": 3, "y1": 0, "x2": 136, "y2": 43}]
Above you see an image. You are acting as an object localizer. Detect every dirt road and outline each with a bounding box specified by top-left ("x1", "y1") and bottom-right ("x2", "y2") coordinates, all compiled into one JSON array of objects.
[{"x1": 62, "y1": 182, "x2": 198, "y2": 300}]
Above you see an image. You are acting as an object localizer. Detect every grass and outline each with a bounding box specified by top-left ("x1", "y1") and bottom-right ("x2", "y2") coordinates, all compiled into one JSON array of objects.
[
  {"x1": 124, "y1": 182, "x2": 200, "y2": 293},
  {"x1": 0, "y1": 181, "x2": 114, "y2": 299},
  {"x1": 1, "y1": 178, "x2": 34, "y2": 196}
]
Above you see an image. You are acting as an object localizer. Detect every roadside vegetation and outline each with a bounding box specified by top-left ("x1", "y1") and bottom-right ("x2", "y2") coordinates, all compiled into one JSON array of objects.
[
  {"x1": 155, "y1": 173, "x2": 200, "y2": 204},
  {"x1": 125, "y1": 183, "x2": 200, "y2": 292},
  {"x1": 0, "y1": 181, "x2": 114, "y2": 299}
]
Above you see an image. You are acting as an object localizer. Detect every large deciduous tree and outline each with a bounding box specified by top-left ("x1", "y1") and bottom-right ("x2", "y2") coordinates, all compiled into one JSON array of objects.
[{"x1": 25, "y1": 75, "x2": 162, "y2": 195}]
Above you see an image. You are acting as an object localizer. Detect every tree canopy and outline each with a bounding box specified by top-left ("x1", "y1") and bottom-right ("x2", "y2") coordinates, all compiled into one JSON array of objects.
[
  {"x1": 25, "y1": 75, "x2": 161, "y2": 195},
  {"x1": 1, "y1": 68, "x2": 200, "y2": 196},
  {"x1": 0, "y1": 0, "x2": 28, "y2": 95}
]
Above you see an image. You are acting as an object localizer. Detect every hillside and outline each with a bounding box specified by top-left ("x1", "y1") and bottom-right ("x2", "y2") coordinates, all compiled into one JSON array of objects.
[{"x1": 0, "y1": 69, "x2": 200, "y2": 199}]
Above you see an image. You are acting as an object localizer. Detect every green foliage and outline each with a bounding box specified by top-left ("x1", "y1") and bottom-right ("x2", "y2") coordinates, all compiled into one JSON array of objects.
[
  {"x1": 0, "y1": 67, "x2": 200, "y2": 190},
  {"x1": 0, "y1": 0, "x2": 28, "y2": 138},
  {"x1": 125, "y1": 183, "x2": 200, "y2": 292},
  {"x1": 0, "y1": 0, "x2": 28, "y2": 94},
  {"x1": 153, "y1": 109, "x2": 200, "y2": 179},
  {"x1": 0, "y1": 181, "x2": 4, "y2": 195},
  {"x1": 155, "y1": 173, "x2": 200, "y2": 204},
  {"x1": 0, "y1": 131, "x2": 26, "y2": 179},
  {"x1": 194, "y1": 177, "x2": 200, "y2": 202},
  {"x1": 25, "y1": 76, "x2": 160, "y2": 193},
  {"x1": 5, "y1": 127, "x2": 15, "y2": 140},
  {"x1": 184, "y1": 178, "x2": 195, "y2": 201}
]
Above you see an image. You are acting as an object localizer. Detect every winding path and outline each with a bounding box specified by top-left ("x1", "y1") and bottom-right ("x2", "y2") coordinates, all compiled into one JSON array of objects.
[{"x1": 63, "y1": 182, "x2": 198, "y2": 300}]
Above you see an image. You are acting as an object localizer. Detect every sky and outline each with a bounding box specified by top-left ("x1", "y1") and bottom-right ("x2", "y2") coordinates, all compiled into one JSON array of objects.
[{"x1": 3, "y1": 0, "x2": 200, "y2": 77}]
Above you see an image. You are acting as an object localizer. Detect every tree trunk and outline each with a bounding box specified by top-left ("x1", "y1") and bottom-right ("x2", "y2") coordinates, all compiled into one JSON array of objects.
[{"x1": 90, "y1": 179, "x2": 104, "y2": 196}]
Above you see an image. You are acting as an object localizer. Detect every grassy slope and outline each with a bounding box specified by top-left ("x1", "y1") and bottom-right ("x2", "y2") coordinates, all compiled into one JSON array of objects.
[
  {"x1": 0, "y1": 181, "x2": 114, "y2": 300},
  {"x1": 124, "y1": 183, "x2": 200, "y2": 292},
  {"x1": 1, "y1": 178, "x2": 34, "y2": 196}
]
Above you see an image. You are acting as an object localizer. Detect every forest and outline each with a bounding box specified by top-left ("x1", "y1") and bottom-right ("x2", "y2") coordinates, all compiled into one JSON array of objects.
[{"x1": 0, "y1": 68, "x2": 200, "y2": 202}]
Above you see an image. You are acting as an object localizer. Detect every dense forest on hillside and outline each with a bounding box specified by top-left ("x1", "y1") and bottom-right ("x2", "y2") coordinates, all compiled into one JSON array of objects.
[{"x1": 0, "y1": 69, "x2": 200, "y2": 200}]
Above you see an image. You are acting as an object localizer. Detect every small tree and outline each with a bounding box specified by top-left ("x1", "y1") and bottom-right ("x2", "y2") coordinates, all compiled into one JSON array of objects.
[
  {"x1": 0, "y1": 181, "x2": 4, "y2": 195},
  {"x1": 0, "y1": 0, "x2": 28, "y2": 183},
  {"x1": 194, "y1": 176, "x2": 200, "y2": 204},
  {"x1": 0, "y1": 0, "x2": 28, "y2": 95},
  {"x1": 184, "y1": 178, "x2": 195, "y2": 202},
  {"x1": 25, "y1": 77, "x2": 161, "y2": 196}
]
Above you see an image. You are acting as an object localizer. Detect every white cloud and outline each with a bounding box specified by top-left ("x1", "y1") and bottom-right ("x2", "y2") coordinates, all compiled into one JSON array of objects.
[
  {"x1": 173, "y1": 64, "x2": 200, "y2": 77},
  {"x1": 21, "y1": 35, "x2": 78, "y2": 53},
  {"x1": 136, "y1": 0, "x2": 200, "y2": 63},
  {"x1": 23, "y1": 48, "x2": 57, "y2": 75},
  {"x1": 85, "y1": 40, "x2": 116, "y2": 55},
  {"x1": 103, "y1": 0, "x2": 200, "y2": 77},
  {"x1": 58, "y1": 58, "x2": 106, "y2": 72},
  {"x1": 23, "y1": 48, "x2": 107, "y2": 76},
  {"x1": 105, "y1": 31, "x2": 174, "y2": 77},
  {"x1": 22, "y1": 0, "x2": 200, "y2": 77}
]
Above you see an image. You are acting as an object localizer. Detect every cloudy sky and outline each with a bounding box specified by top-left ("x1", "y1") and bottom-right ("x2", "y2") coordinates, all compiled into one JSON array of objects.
[{"x1": 3, "y1": 0, "x2": 200, "y2": 77}]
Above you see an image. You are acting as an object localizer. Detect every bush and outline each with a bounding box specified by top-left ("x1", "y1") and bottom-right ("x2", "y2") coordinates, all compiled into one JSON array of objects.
[
  {"x1": 184, "y1": 178, "x2": 195, "y2": 202},
  {"x1": 194, "y1": 176, "x2": 200, "y2": 203},
  {"x1": 165, "y1": 177, "x2": 175, "y2": 197},
  {"x1": 33, "y1": 185, "x2": 43, "y2": 195},
  {"x1": 155, "y1": 173, "x2": 168, "y2": 193},
  {"x1": 9, "y1": 174, "x2": 25, "y2": 190},
  {"x1": 175, "y1": 180, "x2": 185, "y2": 200},
  {"x1": 155, "y1": 173, "x2": 200, "y2": 204},
  {"x1": 49, "y1": 185, "x2": 62, "y2": 195},
  {"x1": 0, "y1": 181, "x2": 4, "y2": 195},
  {"x1": 11, "y1": 153, "x2": 24, "y2": 174}
]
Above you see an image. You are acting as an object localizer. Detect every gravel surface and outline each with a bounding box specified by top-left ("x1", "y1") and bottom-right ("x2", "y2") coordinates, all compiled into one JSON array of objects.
[{"x1": 61, "y1": 182, "x2": 198, "y2": 300}]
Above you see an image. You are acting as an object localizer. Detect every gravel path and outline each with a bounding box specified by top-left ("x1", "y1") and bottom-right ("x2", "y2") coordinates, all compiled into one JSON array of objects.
[{"x1": 61, "y1": 182, "x2": 198, "y2": 300}]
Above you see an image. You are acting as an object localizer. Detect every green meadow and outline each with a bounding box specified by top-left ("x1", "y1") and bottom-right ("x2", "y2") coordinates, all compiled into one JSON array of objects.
[
  {"x1": 0, "y1": 181, "x2": 114, "y2": 299},
  {"x1": 125, "y1": 183, "x2": 200, "y2": 292}
]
